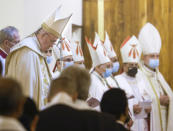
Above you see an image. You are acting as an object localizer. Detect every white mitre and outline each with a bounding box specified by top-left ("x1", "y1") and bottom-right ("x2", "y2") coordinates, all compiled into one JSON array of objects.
[
  {"x1": 42, "y1": 5, "x2": 72, "y2": 37},
  {"x1": 138, "y1": 22, "x2": 162, "y2": 55},
  {"x1": 103, "y1": 32, "x2": 117, "y2": 58},
  {"x1": 86, "y1": 34, "x2": 110, "y2": 67},
  {"x1": 120, "y1": 36, "x2": 142, "y2": 63},
  {"x1": 53, "y1": 38, "x2": 73, "y2": 60}
]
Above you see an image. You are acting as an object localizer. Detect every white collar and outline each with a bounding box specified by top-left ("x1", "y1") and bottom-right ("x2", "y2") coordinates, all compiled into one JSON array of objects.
[
  {"x1": 47, "y1": 92, "x2": 75, "y2": 108},
  {"x1": 116, "y1": 120, "x2": 125, "y2": 126},
  {"x1": 141, "y1": 62, "x2": 157, "y2": 77},
  {"x1": 0, "y1": 116, "x2": 26, "y2": 131}
]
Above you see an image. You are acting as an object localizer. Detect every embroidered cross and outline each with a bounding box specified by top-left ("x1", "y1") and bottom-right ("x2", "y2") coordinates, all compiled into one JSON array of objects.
[{"x1": 128, "y1": 44, "x2": 139, "y2": 59}]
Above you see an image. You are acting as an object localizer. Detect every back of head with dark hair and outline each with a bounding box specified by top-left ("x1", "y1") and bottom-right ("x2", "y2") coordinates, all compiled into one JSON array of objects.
[
  {"x1": 19, "y1": 97, "x2": 38, "y2": 130},
  {"x1": 60, "y1": 66, "x2": 91, "y2": 100},
  {"x1": 48, "y1": 77, "x2": 77, "y2": 101},
  {"x1": 0, "y1": 78, "x2": 23, "y2": 116},
  {"x1": 100, "y1": 88, "x2": 128, "y2": 120}
]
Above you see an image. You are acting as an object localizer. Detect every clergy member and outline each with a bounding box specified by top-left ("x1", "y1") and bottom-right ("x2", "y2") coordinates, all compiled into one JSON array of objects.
[
  {"x1": 115, "y1": 36, "x2": 152, "y2": 131},
  {"x1": 0, "y1": 26, "x2": 20, "y2": 76},
  {"x1": 5, "y1": 7, "x2": 72, "y2": 109},
  {"x1": 103, "y1": 32, "x2": 120, "y2": 88},
  {"x1": 138, "y1": 23, "x2": 173, "y2": 131},
  {"x1": 52, "y1": 37, "x2": 74, "y2": 78},
  {"x1": 86, "y1": 33, "x2": 112, "y2": 110},
  {"x1": 71, "y1": 34, "x2": 85, "y2": 68}
]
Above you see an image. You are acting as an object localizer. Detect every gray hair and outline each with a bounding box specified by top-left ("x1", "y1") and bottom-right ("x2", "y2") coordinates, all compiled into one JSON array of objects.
[{"x1": 0, "y1": 26, "x2": 18, "y2": 44}]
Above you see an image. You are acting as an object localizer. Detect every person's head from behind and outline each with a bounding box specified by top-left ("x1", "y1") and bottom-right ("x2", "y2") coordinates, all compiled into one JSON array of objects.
[
  {"x1": 48, "y1": 77, "x2": 77, "y2": 102},
  {"x1": 100, "y1": 88, "x2": 128, "y2": 121},
  {"x1": 0, "y1": 26, "x2": 20, "y2": 54},
  {"x1": 60, "y1": 66, "x2": 91, "y2": 100},
  {"x1": 0, "y1": 78, "x2": 24, "y2": 118},
  {"x1": 19, "y1": 97, "x2": 38, "y2": 131},
  {"x1": 35, "y1": 28, "x2": 58, "y2": 52}
]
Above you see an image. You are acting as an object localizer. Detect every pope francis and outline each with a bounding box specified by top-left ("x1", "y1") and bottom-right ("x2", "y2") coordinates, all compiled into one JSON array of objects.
[{"x1": 5, "y1": 7, "x2": 72, "y2": 109}]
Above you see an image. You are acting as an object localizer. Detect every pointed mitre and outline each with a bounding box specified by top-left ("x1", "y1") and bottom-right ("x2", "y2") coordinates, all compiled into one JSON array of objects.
[
  {"x1": 138, "y1": 22, "x2": 162, "y2": 55},
  {"x1": 85, "y1": 34, "x2": 110, "y2": 67},
  {"x1": 120, "y1": 36, "x2": 142, "y2": 63},
  {"x1": 103, "y1": 32, "x2": 117, "y2": 58},
  {"x1": 53, "y1": 38, "x2": 73, "y2": 60},
  {"x1": 71, "y1": 40, "x2": 84, "y2": 62},
  {"x1": 42, "y1": 5, "x2": 72, "y2": 38}
]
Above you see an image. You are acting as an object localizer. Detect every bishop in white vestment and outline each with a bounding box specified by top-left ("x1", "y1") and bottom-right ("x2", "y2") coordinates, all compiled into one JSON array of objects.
[
  {"x1": 115, "y1": 36, "x2": 152, "y2": 131},
  {"x1": 138, "y1": 23, "x2": 173, "y2": 131},
  {"x1": 86, "y1": 33, "x2": 112, "y2": 110}
]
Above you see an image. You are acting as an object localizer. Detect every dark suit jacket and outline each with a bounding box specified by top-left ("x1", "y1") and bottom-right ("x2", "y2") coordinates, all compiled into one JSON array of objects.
[
  {"x1": 36, "y1": 104, "x2": 121, "y2": 131},
  {"x1": 116, "y1": 123, "x2": 130, "y2": 131}
]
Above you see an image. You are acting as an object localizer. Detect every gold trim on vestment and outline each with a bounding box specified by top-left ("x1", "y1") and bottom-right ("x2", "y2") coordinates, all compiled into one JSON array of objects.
[{"x1": 140, "y1": 66, "x2": 163, "y2": 131}]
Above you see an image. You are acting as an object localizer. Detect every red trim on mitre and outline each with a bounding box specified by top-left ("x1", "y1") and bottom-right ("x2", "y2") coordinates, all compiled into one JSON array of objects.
[
  {"x1": 0, "y1": 49, "x2": 7, "y2": 59},
  {"x1": 120, "y1": 36, "x2": 131, "y2": 48},
  {"x1": 85, "y1": 36, "x2": 97, "y2": 50},
  {"x1": 76, "y1": 43, "x2": 83, "y2": 56},
  {"x1": 62, "y1": 39, "x2": 71, "y2": 52}
]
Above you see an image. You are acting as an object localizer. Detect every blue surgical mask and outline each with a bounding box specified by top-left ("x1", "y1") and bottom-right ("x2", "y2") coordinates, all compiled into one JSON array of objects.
[
  {"x1": 64, "y1": 61, "x2": 74, "y2": 69},
  {"x1": 112, "y1": 62, "x2": 120, "y2": 73},
  {"x1": 102, "y1": 68, "x2": 112, "y2": 78},
  {"x1": 46, "y1": 56, "x2": 52, "y2": 64},
  {"x1": 148, "y1": 59, "x2": 159, "y2": 69}
]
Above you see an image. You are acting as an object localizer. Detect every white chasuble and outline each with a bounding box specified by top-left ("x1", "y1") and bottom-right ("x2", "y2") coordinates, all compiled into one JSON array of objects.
[{"x1": 5, "y1": 35, "x2": 51, "y2": 109}]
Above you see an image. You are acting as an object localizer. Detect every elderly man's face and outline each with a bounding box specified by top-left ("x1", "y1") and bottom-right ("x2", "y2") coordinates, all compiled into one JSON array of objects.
[
  {"x1": 56, "y1": 55, "x2": 74, "y2": 70},
  {"x1": 95, "y1": 62, "x2": 113, "y2": 78},
  {"x1": 143, "y1": 53, "x2": 159, "y2": 66},
  {"x1": 9, "y1": 31, "x2": 20, "y2": 47},
  {"x1": 4, "y1": 31, "x2": 20, "y2": 54},
  {"x1": 39, "y1": 31, "x2": 58, "y2": 52},
  {"x1": 45, "y1": 48, "x2": 52, "y2": 57}
]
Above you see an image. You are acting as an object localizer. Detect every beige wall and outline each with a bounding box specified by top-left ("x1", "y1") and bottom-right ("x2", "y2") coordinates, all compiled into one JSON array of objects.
[
  {"x1": 0, "y1": 0, "x2": 82, "y2": 38},
  {"x1": 0, "y1": 0, "x2": 24, "y2": 37}
]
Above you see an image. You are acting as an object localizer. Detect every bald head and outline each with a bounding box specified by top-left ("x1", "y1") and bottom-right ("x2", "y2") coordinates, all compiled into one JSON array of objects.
[
  {"x1": 0, "y1": 78, "x2": 23, "y2": 116},
  {"x1": 60, "y1": 66, "x2": 91, "y2": 100}
]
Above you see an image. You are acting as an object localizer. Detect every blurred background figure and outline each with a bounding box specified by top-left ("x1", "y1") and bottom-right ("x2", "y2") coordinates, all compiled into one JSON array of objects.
[
  {"x1": 19, "y1": 97, "x2": 38, "y2": 131},
  {"x1": 60, "y1": 66, "x2": 91, "y2": 109},
  {"x1": 100, "y1": 88, "x2": 129, "y2": 131},
  {"x1": 0, "y1": 26, "x2": 20, "y2": 76},
  {"x1": 0, "y1": 78, "x2": 25, "y2": 131}
]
